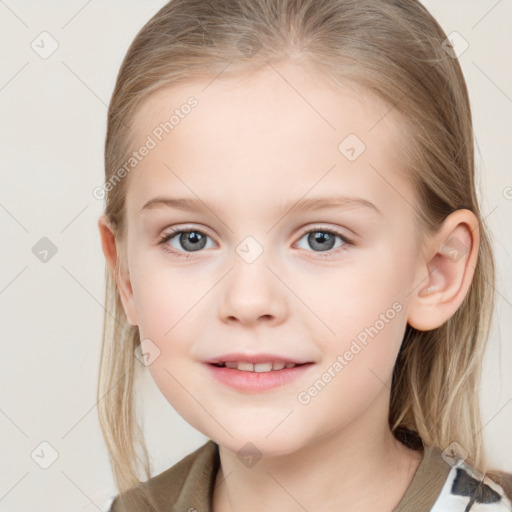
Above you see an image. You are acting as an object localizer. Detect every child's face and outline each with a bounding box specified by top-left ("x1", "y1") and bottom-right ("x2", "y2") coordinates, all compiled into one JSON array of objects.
[{"x1": 120, "y1": 62, "x2": 425, "y2": 454}]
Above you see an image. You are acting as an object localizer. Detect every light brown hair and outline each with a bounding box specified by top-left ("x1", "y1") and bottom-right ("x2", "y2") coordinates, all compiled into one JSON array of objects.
[{"x1": 97, "y1": 0, "x2": 511, "y2": 502}]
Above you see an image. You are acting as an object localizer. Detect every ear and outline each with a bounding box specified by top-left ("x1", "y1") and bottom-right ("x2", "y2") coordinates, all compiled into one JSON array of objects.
[
  {"x1": 407, "y1": 209, "x2": 480, "y2": 331},
  {"x1": 97, "y1": 214, "x2": 138, "y2": 326}
]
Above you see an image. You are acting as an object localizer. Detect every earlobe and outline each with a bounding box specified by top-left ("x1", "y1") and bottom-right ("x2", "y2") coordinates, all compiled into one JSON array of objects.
[
  {"x1": 97, "y1": 214, "x2": 138, "y2": 326},
  {"x1": 407, "y1": 209, "x2": 480, "y2": 331}
]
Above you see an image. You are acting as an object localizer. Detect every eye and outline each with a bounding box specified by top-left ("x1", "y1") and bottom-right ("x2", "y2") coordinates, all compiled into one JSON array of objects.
[
  {"x1": 295, "y1": 226, "x2": 353, "y2": 256},
  {"x1": 157, "y1": 225, "x2": 354, "y2": 259},
  {"x1": 157, "y1": 227, "x2": 215, "y2": 258}
]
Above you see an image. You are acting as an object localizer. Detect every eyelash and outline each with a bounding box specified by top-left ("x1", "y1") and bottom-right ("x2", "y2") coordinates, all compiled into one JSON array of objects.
[{"x1": 157, "y1": 225, "x2": 354, "y2": 259}]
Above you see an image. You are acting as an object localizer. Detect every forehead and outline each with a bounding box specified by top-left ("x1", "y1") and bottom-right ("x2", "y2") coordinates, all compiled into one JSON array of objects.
[
  {"x1": 132, "y1": 61, "x2": 405, "y2": 142},
  {"x1": 125, "y1": 61, "x2": 413, "y2": 217}
]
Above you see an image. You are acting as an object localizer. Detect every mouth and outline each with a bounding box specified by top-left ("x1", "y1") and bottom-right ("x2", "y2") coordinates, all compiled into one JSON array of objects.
[
  {"x1": 208, "y1": 361, "x2": 309, "y2": 372},
  {"x1": 204, "y1": 361, "x2": 315, "y2": 392}
]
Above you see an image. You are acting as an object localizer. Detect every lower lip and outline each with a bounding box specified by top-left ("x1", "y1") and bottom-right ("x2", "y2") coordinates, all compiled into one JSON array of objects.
[{"x1": 204, "y1": 363, "x2": 315, "y2": 392}]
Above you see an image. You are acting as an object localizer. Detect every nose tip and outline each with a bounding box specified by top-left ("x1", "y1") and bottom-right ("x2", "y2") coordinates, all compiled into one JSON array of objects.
[{"x1": 218, "y1": 262, "x2": 286, "y2": 326}]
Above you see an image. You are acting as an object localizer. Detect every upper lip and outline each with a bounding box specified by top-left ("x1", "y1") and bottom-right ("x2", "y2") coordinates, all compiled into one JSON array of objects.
[{"x1": 204, "y1": 352, "x2": 313, "y2": 365}]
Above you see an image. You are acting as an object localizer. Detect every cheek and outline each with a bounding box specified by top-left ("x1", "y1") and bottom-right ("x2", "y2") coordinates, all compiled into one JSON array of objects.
[
  {"x1": 128, "y1": 253, "x2": 209, "y2": 390},
  {"x1": 313, "y1": 244, "x2": 414, "y2": 381},
  {"x1": 131, "y1": 266, "x2": 205, "y2": 427},
  {"x1": 299, "y1": 294, "x2": 408, "y2": 431},
  {"x1": 317, "y1": 261, "x2": 408, "y2": 341},
  {"x1": 130, "y1": 252, "x2": 201, "y2": 341}
]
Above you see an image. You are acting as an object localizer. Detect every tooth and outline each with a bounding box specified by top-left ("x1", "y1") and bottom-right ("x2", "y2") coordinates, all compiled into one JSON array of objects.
[
  {"x1": 254, "y1": 363, "x2": 273, "y2": 373},
  {"x1": 221, "y1": 361, "x2": 296, "y2": 372},
  {"x1": 237, "y1": 362, "x2": 254, "y2": 371}
]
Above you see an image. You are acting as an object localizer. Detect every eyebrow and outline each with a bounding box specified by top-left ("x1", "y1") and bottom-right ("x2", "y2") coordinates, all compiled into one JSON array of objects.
[{"x1": 139, "y1": 195, "x2": 381, "y2": 216}]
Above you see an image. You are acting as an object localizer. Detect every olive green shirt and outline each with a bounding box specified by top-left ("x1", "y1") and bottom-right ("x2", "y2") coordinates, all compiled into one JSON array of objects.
[{"x1": 108, "y1": 439, "x2": 512, "y2": 512}]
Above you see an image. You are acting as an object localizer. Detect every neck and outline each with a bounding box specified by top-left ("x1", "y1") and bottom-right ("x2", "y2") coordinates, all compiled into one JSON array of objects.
[{"x1": 212, "y1": 396, "x2": 423, "y2": 512}]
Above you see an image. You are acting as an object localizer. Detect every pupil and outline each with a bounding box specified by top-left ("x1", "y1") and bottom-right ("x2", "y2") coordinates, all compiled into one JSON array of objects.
[
  {"x1": 309, "y1": 231, "x2": 334, "y2": 251},
  {"x1": 181, "y1": 231, "x2": 206, "y2": 251}
]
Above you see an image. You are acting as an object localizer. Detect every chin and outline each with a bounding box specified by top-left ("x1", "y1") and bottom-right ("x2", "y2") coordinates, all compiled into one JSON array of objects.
[{"x1": 215, "y1": 431, "x2": 304, "y2": 459}]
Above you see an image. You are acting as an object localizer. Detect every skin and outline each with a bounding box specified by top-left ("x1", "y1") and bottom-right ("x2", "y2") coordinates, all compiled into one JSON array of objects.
[{"x1": 98, "y1": 60, "x2": 480, "y2": 511}]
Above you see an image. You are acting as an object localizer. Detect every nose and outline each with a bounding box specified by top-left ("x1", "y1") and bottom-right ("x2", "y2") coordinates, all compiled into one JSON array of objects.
[{"x1": 217, "y1": 255, "x2": 287, "y2": 327}]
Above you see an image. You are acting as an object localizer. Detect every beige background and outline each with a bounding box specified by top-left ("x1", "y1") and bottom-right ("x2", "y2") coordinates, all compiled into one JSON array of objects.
[{"x1": 0, "y1": 1, "x2": 511, "y2": 510}]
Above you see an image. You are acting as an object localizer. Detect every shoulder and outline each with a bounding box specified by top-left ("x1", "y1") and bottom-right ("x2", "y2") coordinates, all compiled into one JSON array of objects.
[
  {"x1": 108, "y1": 439, "x2": 218, "y2": 512},
  {"x1": 429, "y1": 446, "x2": 512, "y2": 512}
]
